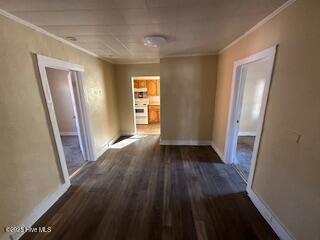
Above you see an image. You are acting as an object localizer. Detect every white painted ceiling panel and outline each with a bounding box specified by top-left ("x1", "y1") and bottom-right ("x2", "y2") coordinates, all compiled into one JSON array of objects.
[
  {"x1": 146, "y1": 0, "x2": 179, "y2": 8},
  {"x1": 113, "y1": 0, "x2": 147, "y2": 9},
  {"x1": 0, "y1": 0, "x2": 289, "y2": 63},
  {"x1": 121, "y1": 9, "x2": 151, "y2": 24},
  {"x1": 150, "y1": 8, "x2": 178, "y2": 23},
  {"x1": 0, "y1": 0, "x2": 116, "y2": 11},
  {"x1": 42, "y1": 25, "x2": 112, "y2": 36},
  {"x1": 12, "y1": 10, "x2": 125, "y2": 26}
]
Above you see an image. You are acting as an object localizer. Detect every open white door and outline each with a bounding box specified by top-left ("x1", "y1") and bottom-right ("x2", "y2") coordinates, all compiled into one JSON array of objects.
[
  {"x1": 68, "y1": 72, "x2": 85, "y2": 159},
  {"x1": 229, "y1": 66, "x2": 248, "y2": 164}
]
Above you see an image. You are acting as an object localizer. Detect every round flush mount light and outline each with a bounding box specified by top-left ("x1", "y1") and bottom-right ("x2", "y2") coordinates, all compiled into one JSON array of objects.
[{"x1": 144, "y1": 35, "x2": 167, "y2": 48}]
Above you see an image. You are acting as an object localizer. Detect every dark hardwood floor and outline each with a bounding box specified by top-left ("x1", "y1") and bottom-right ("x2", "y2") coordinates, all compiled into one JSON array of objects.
[{"x1": 22, "y1": 135, "x2": 278, "y2": 240}]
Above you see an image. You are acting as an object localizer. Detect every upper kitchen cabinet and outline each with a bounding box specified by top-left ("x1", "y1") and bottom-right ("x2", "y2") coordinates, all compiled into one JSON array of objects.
[
  {"x1": 138, "y1": 80, "x2": 147, "y2": 88},
  {"x1": 156, "y1": 80, "x2": 160, "y2": 96},
  {"x1": 134, "y1": 79, "x2": 160, "y2": 97},
  {"x1": 134, "y1": 80, "x2": 147, "y2": 88},
  {"x1": 147, "y1": 80, "x2": 157, "y2": 96}
]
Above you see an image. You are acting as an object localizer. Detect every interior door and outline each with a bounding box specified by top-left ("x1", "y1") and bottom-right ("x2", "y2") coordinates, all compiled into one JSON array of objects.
[
  {"x1": 231, "y1": 65, "x2": 248, "y2": 164},
  {"x1": 68, "y1": 72, "x2": 85, "y2": 159}
]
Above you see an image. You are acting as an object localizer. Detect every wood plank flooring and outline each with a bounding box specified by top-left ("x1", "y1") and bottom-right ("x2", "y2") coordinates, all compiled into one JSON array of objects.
[{"x1": 22, "y1": 135, "x2": 278, "y2": 240}]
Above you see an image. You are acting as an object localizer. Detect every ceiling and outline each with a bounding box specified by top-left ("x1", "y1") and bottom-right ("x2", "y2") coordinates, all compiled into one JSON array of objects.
[{"x1": 0, "y1": 0, "x2": 288, "y2": 63}]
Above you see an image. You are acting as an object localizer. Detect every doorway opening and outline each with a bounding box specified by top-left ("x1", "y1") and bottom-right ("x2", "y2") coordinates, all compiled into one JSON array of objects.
[
  {"x1": 37, "y1": 55, "x2": 95, "y2": 183},
  {"x1": 234, "y1": 59, "x2": 270, "y2": 180},
  {"x1": 132, "y1": 76, "x2": 161, "y2": 135},
  {"x1": 224, "y1": 47, "x2": 276, "y2": 189},
  {"x1": 46, "y1": 68, "x2": 86, "y2": 176}
]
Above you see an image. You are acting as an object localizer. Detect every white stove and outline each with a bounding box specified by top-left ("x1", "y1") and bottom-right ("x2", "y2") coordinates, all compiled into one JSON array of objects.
[{"x1": 135, "y1": 98, "x2": 149, "y2": 124}]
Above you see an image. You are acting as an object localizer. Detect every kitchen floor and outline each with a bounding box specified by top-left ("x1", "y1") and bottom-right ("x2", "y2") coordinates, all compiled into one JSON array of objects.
[{"x1": 136, "y1": 123, "x2": 160, "y2": 134}]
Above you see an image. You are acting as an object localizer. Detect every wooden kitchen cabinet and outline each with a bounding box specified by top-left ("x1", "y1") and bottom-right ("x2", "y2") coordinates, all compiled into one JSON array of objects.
[
  {"x1": 147, "y1": 80, "x2": 157, "y2": 96},
  {"x1": 135, "y1": 80, "x2": 160, "y2": 96},
  {"x1": 148, "y1": 105, "x2": 160, "y2": 123},
  {"x1": 156, "y1": 80, "x2": 160, "y2": 96},
  {"x1": 138, "y1": 80, "x2": 147, "y2": 88}
]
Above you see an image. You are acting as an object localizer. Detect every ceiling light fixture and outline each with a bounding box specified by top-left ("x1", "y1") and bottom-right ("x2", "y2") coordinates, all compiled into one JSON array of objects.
[{"x1": 144, "y1": 35, "x2": 167, "y2": 48}]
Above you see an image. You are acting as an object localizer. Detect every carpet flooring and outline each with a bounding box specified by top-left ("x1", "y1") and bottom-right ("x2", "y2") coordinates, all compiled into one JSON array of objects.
[
  {"x1": 61, "y1": 136, "x2": 86, "y2": 175},
  {"x1": 235, "y1": 136, "x2": 255, "y2": 181}
]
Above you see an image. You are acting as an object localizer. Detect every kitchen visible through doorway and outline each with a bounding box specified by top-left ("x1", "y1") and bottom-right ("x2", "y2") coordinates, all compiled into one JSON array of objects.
[{"x1": 132, "y1": 76, "x2": 160, "y2": 135}]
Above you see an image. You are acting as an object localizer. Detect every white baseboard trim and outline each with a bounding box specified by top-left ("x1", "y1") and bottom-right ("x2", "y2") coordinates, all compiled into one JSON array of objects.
[
  {"x1": 160, "y1": 139, "x2": 211, "y2": 146},
  {"x1": 60, "y1": 131, "x2": 77, "y2": 136},
  {"x1": 95, "y1": 142, "x2": 109, "y2": 160},
  {"x1": 0, "y1": 183, "x2": 70, "y2": 240},
  {"x1": 247, "y1": 188, "x2": 294, "y2": 240},
  {"x1": 95, "y1": 133, "x2": 121, "y2": 160},
  {"x1": 210, "y1": 142, "x2": 224, "y2": 161},
  {"x1": 238, "y1": 131, "x2": 256, "y2": 137}
]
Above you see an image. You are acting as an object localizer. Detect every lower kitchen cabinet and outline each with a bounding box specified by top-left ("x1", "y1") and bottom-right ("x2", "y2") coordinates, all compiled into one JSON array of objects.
[{"x1": 148, "y1": 105, "x2": 160, "y2": 123}]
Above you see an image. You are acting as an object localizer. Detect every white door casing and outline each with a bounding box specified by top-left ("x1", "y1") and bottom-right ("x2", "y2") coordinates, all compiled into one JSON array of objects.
[
  {"x1": 37, "y1": 55, "x2": 96, "y2": 183},
  {"x1": 223, "y1": 46, "x2": 277, "y2": 190}
]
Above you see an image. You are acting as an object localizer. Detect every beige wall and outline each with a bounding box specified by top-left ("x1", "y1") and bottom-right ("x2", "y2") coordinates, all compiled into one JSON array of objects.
[
  {"x1": 0, "y1": 14, "x2": 119, "y2": 236},
  {"x1": 46, "y1": 68, "x2": 77, "y2": 133},
  {"x1": 239, "y1": 60, "x2": 268, "y2": 133},
  {"x1": 211, "y1": 0, "x2": 320, "y2": 239},
  {"x1": 114, "y1": 64, "x2": 160, "y2": 134},
  {"x1": 161, "y1": 56, "x2": 217, "y2": 142}
]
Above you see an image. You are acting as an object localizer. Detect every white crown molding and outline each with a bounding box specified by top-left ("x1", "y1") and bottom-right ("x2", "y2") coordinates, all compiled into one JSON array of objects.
[
  {"x1": 0, "y1": 8, "x2": 114, "y2": 64},
  {"x1": 218, "y1": 0, "x2": 297, "y2": 54},
  {"x1": 114, "y1": 51, "x2": 218, "y2": 65},
  {"x1": 161, "y1": 52, "x2": 218, "y2": 59},
  {"x1": 113, "y1": 59, "x2": 160, "y2": 65},
  {"x1": 105, "y1": 52, "x2": 219, "y2": 64}
]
